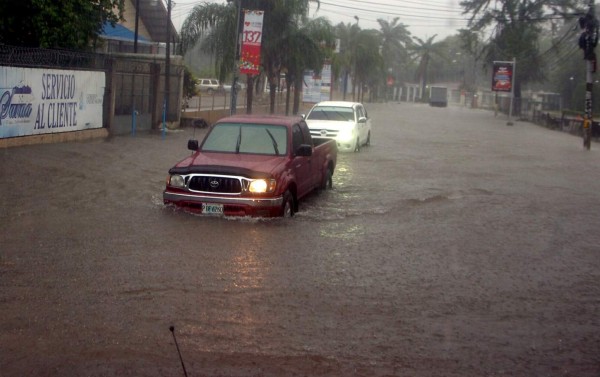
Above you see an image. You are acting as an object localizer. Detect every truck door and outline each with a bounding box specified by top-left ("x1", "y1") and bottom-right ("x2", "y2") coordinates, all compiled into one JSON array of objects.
[
  {"x1": 292, "y1": 123, "x2": 312, "y2": 198},
  {"x1": 300, "y1": 121, "x2": 323, "y2": 189}
]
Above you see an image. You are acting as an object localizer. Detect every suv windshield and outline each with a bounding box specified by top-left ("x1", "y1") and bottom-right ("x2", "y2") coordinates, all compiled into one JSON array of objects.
[
  {"x1": 307, "y1": 106, "x2": 354, "y2": 122},
  {"x1": 201, "y1": 123, "x2": 288, "y2": 155}
]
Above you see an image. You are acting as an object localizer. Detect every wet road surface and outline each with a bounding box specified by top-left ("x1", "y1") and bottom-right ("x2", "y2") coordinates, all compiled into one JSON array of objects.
[{"x1": 1, "y1": 103, "x2": 600, "y2": 376}]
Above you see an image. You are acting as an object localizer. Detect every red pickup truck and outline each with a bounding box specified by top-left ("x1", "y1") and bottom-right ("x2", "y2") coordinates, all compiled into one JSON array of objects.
[{"x1": 163, "y1": 114, "x2": 337, "y2": 217}]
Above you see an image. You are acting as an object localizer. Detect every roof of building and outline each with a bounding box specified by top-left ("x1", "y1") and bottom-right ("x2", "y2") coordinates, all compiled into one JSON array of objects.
[
  {"x1": 137, "y1": 0, "x2": 178, "y2": 43},
  {"x1": 100, "y1": 0, "x2": 177, "y2": 44},
  {"x1": 101, "y1": 22, "x2": 151, "y2": 43}
]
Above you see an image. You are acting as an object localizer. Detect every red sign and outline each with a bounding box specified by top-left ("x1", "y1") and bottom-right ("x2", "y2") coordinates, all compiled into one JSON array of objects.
[
  {"x1": 492, "y1": 61, "x2": 513, "y2": 92},
  {"x1": 239, "y1": 10, "x2": 264, "y2": 76}
]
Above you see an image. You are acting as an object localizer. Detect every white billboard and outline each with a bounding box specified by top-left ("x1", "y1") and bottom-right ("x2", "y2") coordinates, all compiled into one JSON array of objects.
[
  {"x1": 303, "y1": 63, "x2": 332, "y2": 103},
  {"x1": 0, "y1": 67, "x2": 105, "y2": 139}
]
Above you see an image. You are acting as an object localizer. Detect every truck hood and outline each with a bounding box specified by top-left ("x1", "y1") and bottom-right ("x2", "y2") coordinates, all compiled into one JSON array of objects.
[
  {"x1": 169, "y1": 151, "x2": 285, "y2": 178},
  {"x1": 305, "y1": 120, "x2": 355, "y2": 130}
]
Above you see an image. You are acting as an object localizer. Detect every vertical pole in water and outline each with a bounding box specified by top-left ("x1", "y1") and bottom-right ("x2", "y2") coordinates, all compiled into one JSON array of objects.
[
  {"x1": 507, "y1": 57, "x2": 516, "y2": 126},
  {"x1": 162, "y1": 99, "x2": 166, "y2": 140},
  {"x1": 131, "y1": 109, "x2": 136, "y2": 136},
  {"x1": 579, "y1": 0, "x2": 598, "y2": 150}
]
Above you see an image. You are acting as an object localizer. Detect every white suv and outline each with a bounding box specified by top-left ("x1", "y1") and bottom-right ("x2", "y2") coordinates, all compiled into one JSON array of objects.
[
  {"x1": 304, "y1": 101, "x2": 372, "y2": 152},
  {"x1": 197, "y1": 78, "x2": 231, "y2": 94}
]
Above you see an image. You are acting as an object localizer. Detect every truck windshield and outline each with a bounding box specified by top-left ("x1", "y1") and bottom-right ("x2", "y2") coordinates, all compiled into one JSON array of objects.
[
  {"x1": 201, "y1": 123, "x2": 288, "y2": 155},
  {"x1": 307, "y1": 107, "x2": 354, "y2": 122}
]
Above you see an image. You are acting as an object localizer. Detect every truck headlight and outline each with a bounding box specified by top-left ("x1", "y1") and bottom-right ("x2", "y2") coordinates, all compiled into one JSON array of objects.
[
  {"x1": 168, "y1": 174, "x2": 185, "y2": 188},
  {"x1": 337, "y1": 127, "x2": 354, "y2": 142},
  {"x1": 249, "y1": 179, "x2": 276, "y2": 193}
]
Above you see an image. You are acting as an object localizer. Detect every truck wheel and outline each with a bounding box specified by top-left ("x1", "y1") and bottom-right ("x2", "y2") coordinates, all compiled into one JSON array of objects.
[
  {"x1": 321, "y1": 167, "x2": 333, "y2": 190},
  {"x1": 281, "y1": 190, "x2": 295, "y2": 217},
  {"x1": 354, "y1": 137, "x2": 361, "y2": 152}
]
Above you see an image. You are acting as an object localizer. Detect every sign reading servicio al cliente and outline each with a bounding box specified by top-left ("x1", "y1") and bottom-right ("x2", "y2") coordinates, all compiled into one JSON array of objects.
[{"x1": 0, "y1": 67, "x2": 104, "y2": 139}]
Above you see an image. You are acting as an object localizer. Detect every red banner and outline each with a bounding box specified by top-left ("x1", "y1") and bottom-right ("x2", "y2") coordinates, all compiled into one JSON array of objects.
[{"x1": 239, "y1": 10, "x2": 264, "y2": 76}]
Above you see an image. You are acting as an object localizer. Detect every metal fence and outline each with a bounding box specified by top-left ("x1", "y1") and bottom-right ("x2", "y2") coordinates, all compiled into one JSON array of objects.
[
  {"x1": 0, "y1": 44, "x2": 184, "y2": 135},
  {"x1": 0, "y1": 44, "x2": 109, "y2": 70}
]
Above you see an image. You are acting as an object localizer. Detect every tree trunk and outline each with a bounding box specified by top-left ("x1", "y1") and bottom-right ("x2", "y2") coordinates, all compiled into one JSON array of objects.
[
  {"x1": 246, "y1": 75, "x2": 254, "y2": 114},
  {"x1": 293, "y1": 75, "x2": 303, "y2": 115},
  {"x1": 269, "y1": 82, "x2": 276, "y2": 114}
]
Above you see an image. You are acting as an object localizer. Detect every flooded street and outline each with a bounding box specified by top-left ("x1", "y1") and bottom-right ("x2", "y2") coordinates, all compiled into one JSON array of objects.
[{"x1": 1, "y1": 102, "x2": 600, "y2": 376}]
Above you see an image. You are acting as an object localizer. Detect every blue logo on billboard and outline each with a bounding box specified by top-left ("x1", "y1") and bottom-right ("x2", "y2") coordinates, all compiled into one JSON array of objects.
[{"x1": 0, "y1": 85, "x2": 33, "y2": 126}]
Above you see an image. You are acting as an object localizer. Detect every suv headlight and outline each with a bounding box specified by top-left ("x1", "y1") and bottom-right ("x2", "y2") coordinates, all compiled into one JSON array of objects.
[
  {"x1": 249, "y1": 179, "x2": 276, "y2": 193},
  {"x1": 168, "y1": 174, "x2": 185, "y2": 188},
  {"x1": 337, "y1": 127, "x2": 354, "y2": 142}
]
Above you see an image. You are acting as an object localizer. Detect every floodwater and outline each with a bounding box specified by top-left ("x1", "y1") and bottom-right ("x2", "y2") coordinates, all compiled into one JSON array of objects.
[{"x1": 1, "y1": 103, "x2": 600, "y2": 376}]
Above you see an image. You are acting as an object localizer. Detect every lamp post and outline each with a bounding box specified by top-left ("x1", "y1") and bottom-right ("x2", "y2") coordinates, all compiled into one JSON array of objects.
[
  {"x1": 164, "y1": 0, "x2": 172, "y2": 129},
  {"x1": 352, "y1": 16, "x2": 359, "y2": 102},
  {"x1": 229, "y1": 0, "x2": 242, "y2": 115},
  {"x1": 134, "y1": 0, "x2": 140, "y2": 53}
]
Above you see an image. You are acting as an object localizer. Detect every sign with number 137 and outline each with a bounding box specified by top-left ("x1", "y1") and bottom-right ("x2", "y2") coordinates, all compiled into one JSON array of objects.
[{"x1": 240, "y1": 10, "x2": 264, "y2": 76}]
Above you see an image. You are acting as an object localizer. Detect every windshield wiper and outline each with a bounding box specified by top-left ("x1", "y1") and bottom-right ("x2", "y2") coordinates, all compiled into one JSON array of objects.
[
  {"x1": 265, "y1": 129, "x2": 279, "y2": 155},
  {"x1": 235, "y1": 126, "x2": 242, "y2": 153}
]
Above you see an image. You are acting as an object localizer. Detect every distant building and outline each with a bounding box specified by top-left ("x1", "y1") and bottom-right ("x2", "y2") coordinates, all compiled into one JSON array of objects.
[{"x1": 98, "y1": 0, "x2": 178, "y2": 54}]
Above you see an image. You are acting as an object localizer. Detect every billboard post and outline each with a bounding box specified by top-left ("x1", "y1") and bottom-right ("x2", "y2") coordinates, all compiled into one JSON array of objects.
[
  {"x1": 491, "y1": 59, "x2": 516, "y2": 125},
  {"x1": 578, "y1": 0, "x2": 598, "y2": 150}
]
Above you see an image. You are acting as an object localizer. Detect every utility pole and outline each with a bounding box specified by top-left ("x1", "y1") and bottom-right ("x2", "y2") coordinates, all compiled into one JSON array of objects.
[
  {"x1": 230, "y1": 0, "x2": 242, "y2": 115},
  {"x1": 578, "y1": 0, "x2": 599, "y2": 150},
  {"x1": 163, "y1": 0, "x2": 172, "y2": 132},
  {"x1": 352, "y1": 16, "x2": 359, "y2": 102},
  {"x1": 134, "y1": 0, "x2": 140, "y2": 53}
]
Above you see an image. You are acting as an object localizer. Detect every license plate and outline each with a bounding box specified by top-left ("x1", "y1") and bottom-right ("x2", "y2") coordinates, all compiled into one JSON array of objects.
[{"x1": 202, "y1": 203, "x2": 224, "y2": 215}]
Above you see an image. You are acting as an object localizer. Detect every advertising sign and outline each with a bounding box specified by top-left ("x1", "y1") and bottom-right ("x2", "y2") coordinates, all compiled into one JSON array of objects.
[
  {"x1": 302, "y1": 63, "x2": 332, "y2": 103},
  {"x1": 239, "y1": 10, "x2": 264, "y2": 76},
  {"x1": 0, "y1": 67, "x2": 105, "y2": 139},
  {"x1": 492, "y1": 61, "x2": 514, "y2": 92}
]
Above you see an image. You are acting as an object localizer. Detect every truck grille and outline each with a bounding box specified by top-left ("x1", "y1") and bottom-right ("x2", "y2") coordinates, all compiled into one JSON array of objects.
[
  {"x1": 188, "y1": 175, "x2": 242, "y2": 194},
  {"x1": 310, "y1": 129, "x2": 338, "y2": 138}
]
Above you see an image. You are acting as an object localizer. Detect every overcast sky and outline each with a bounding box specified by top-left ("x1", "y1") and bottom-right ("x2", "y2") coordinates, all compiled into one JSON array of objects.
[{"x1": 169, "y1": 0, "x2": 470, "y2": 41}]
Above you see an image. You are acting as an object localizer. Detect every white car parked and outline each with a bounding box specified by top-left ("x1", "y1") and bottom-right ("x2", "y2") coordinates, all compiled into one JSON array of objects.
[
  {"x1": 304, "y1": 101, "x2": 372, "y2": 152},
  {"x1": 197, "y1": 78, "x2": 232, "y2": 94}
]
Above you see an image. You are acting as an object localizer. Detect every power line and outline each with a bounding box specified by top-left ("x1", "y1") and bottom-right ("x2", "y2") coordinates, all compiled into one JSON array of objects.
[{"x1": 319, "y1": 1, "x2": 470, "y2": 22}]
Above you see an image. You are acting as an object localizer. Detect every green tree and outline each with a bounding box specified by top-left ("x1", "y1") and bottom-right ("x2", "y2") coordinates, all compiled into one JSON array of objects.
[
  {"x1": 333, "y1": 22, "x2": 359, "y2": 100},
  {"x1": 281, "y1": 17, "x2": 334, "y2": 115},
  {"x1": 354, "y1": 29, "x2": 384, "y2": 102},
  {"x1": 259, "y1": 0, "x2": 320, "y2": 113},
  {"x1": 178, "y1": 2, "x2": 237, "y2": 83},
  {"x1": 0, "y1": 0, "x2": 124, "y2": 49},
  {"x1": 410, "y1": 35, "x2": 446, "y2": 100},
  {"x1": 182, "y1": 66, "x2": 198, "y2": 110},
  {"x1": 377, "y1": 17, "x2": 411, "y2": 99}
]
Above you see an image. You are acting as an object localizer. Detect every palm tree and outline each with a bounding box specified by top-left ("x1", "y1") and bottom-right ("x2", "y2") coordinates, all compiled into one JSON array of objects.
[
  {"x1": 333, "y1": 22, "x2": 355, "y2": 100},
  {"x1": 178, "y1": 3, "x2": 237, "y2": 82},
  {"x1": 377, "y1": 17, "x2": 411, "y2": 100},
  {"x1": 259, "y1": 0, "x2": 320, "y2": 113},
  {"x1": 410, "y1": 35, "x2": 446, "y2": 101},
  {"x1": 353, "y1": 29, "x2": 384, "y2": 102},
  {"x1": 280, "y1": 17, "x2": 334, "y2": 114}
]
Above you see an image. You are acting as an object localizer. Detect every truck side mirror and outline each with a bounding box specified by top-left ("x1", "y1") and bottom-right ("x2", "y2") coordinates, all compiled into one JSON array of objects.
[
  {"x1": 296, "y1": 144, "x2": 312, "y2": 157},
  {"x1": 358, "y1": 116, "x2": 367, "y2": 123},
  {"x1": 188, "y1": 139, "x2": 199, "y2": 151}
]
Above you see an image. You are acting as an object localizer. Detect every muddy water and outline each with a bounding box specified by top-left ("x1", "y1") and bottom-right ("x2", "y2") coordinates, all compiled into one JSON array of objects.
[{"x1": 1, "y1": 103, "x2": 600, "y2": 376}]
